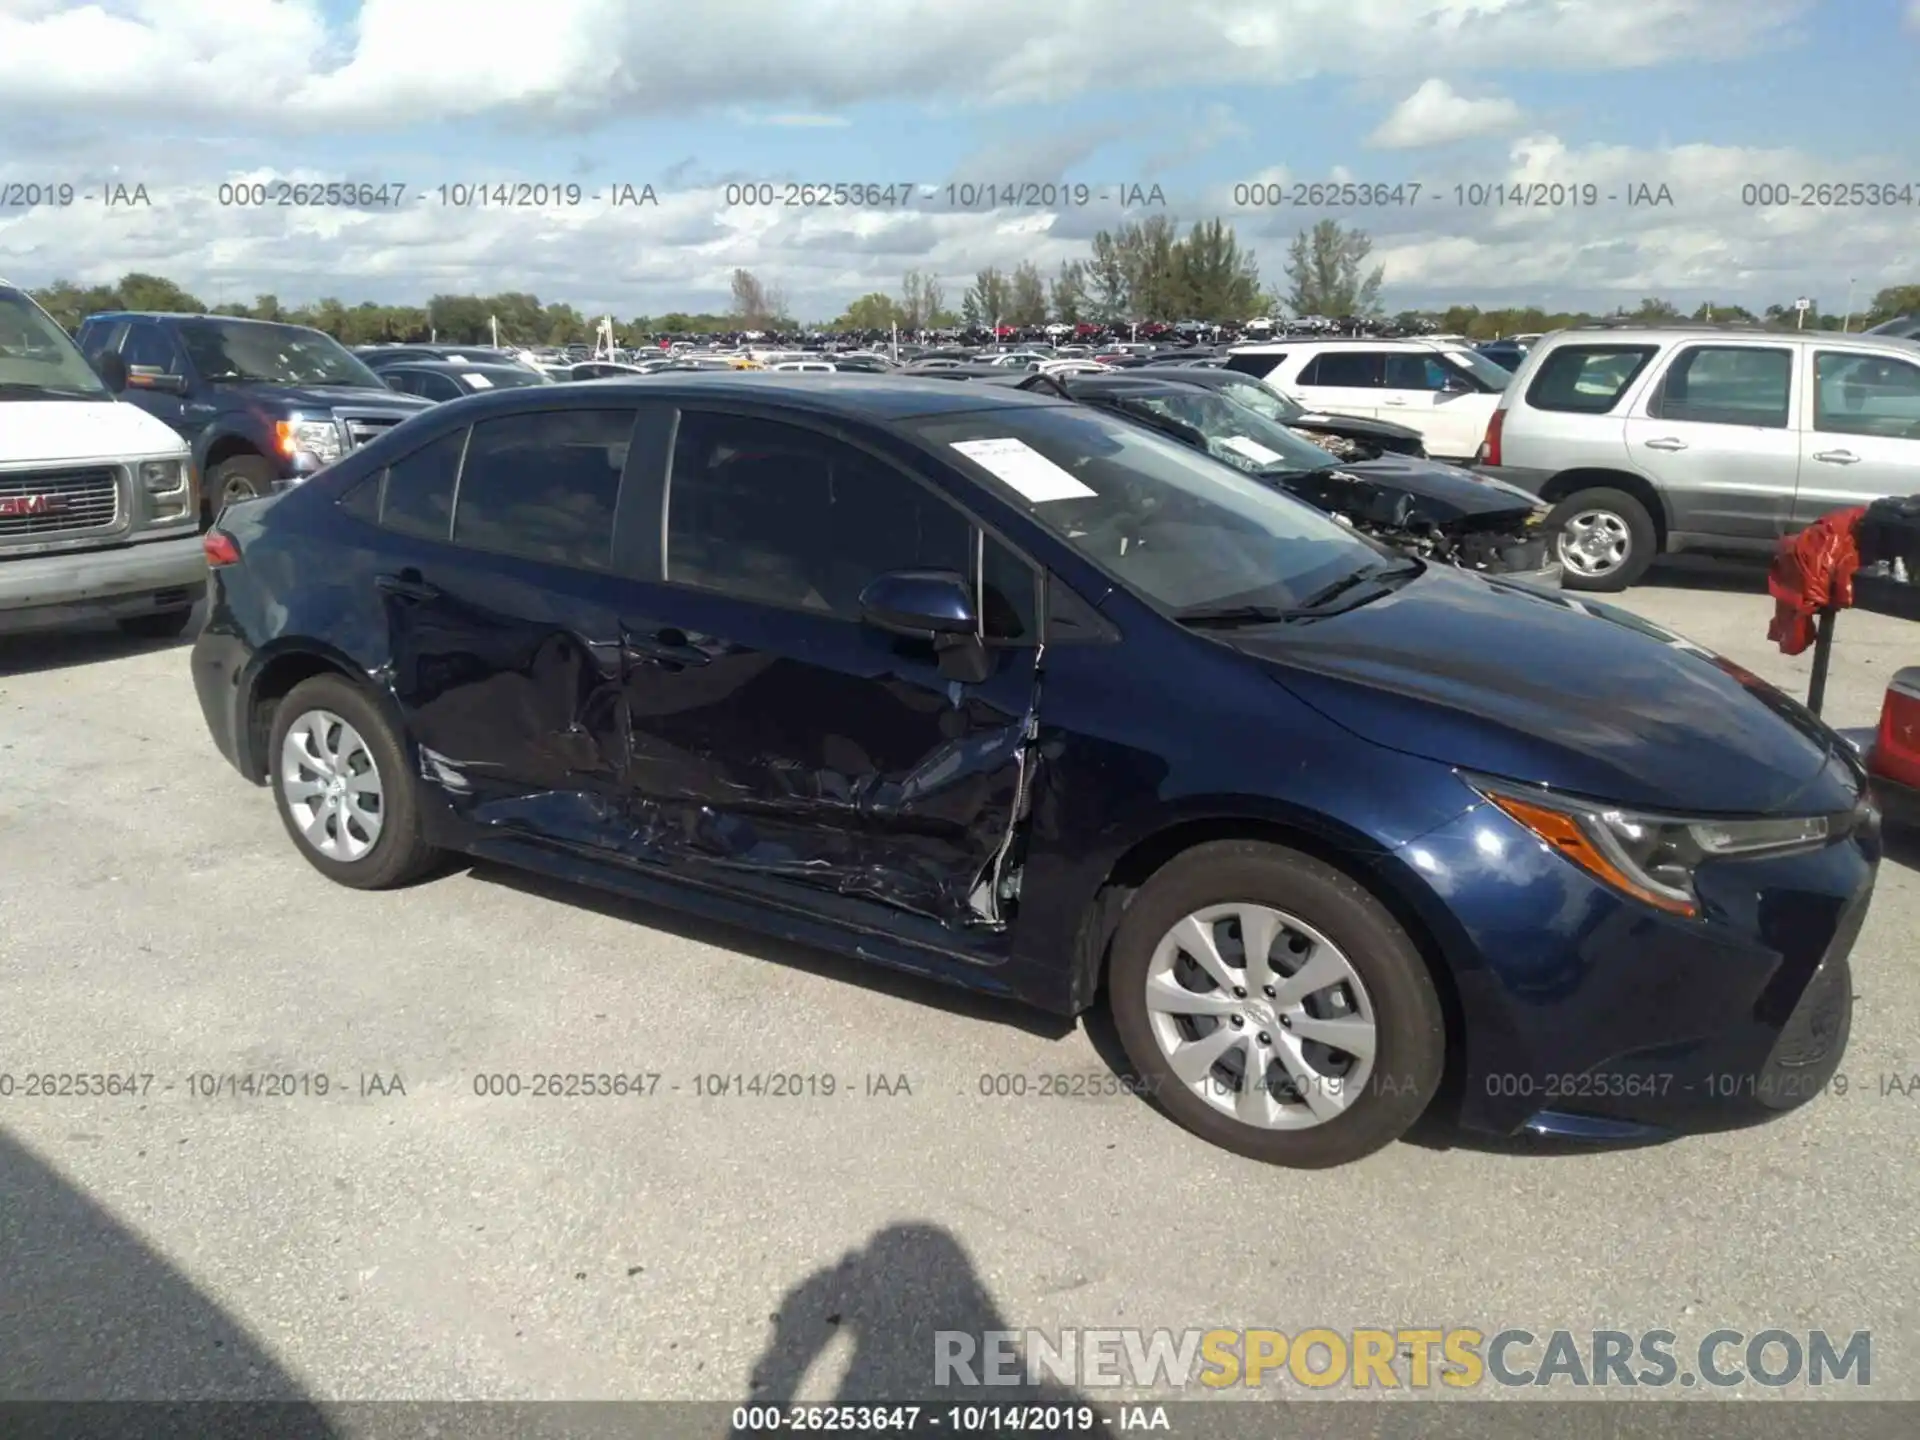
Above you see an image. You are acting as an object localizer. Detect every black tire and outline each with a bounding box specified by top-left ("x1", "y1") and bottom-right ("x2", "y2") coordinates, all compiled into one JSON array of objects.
[
  {"x1": 267, "y1": 673, "x2": 442, "y2": 890},
  {"x1": 204, "y1": 454, "x2": 278, "y2": 529},
  {"x1": 1107, "y1": 840, "x2": 1445, "y2": 1168},
  {"x1": 1545, "y1": 485, "x2": 1658, "y2": 592},
  {"x1": 117, "y1": 608, "x2": 194, "y2": 640}
]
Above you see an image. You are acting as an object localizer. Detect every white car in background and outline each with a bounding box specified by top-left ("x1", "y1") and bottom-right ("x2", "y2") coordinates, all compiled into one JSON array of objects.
[{"x1": 1224, "y1": 337, "x2": 1513, "y2": 461}]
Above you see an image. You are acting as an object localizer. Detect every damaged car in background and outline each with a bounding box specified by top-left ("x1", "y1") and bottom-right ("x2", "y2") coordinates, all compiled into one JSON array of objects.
[
  {"x1": 1015, "y1": 371, "x2": 1559, "y2": 584},
  {"x1": 191, "y1": 374, "x2": 1873, "y2": 1168},
  {"x1": 1135, "y1": 364, "x2": 1433, "y2": 461}
]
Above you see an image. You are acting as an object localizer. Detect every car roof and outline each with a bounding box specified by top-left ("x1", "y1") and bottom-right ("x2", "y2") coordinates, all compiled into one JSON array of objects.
[
  {"x1": 385, "y1": 360, "x2": 530, "y2": 375},
  {"x1": 445, "y1": 371, "x2": 1077, "y2": 420},
  {"x1": 83, "y1": 311, "x2": 301, "y2": 326}
]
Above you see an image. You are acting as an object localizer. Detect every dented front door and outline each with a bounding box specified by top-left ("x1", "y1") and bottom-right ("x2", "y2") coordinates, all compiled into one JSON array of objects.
[{"x1": 610, "y1": 582, "x2": 1040, "y2": 930}]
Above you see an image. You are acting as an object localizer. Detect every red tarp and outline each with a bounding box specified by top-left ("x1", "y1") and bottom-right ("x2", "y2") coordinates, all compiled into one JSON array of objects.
[{"x1": 1768, "y1": 507, "x2": 1865, "y2": 656}]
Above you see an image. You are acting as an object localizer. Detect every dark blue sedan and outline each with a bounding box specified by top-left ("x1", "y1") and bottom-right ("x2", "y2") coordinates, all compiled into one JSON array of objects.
[{"x1": 189, "y1": 374, "x2": 1877, "y2": 1166}]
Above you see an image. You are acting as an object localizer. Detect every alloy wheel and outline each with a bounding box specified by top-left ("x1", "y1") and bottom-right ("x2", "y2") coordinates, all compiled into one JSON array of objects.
[
  {"x1": 1557, "y1": 509, "x2": 1633, "y2": 579},
  {"x1": 1144, "y1": 903, "x2": 1378, "y2": 1131},
  {"x1": 280, "y1": 709, "x2": 385, "y2": 862}
]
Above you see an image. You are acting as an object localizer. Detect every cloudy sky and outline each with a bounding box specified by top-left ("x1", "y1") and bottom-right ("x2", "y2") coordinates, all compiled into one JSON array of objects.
[{"x1": 2, "y1": 0, "x2": 1917, "y2": 319}]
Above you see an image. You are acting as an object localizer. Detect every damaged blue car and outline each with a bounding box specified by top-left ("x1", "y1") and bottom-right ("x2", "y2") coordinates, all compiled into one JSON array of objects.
[{"x1": 191, "y1": 374, "x2": 1877, "y2": 1167}]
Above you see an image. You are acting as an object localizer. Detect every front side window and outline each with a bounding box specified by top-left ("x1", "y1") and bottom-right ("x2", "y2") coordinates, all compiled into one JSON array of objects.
[
  {"x1": 0, "y1": 287, "x2": 112, "y2": 399},
  {"x1": 1299, "y1": 351, "x2": 1386, "y2": 388},
  {"x1": 120, "y1": 323, "x2": 183, "y2": 376},
  {"x1": 911, "y1": 404, "x2": 1386, "y2": 614},
  {"x1": 175, "y1": 319, "x2": 385, "y2": 388},
  {"x1": 1651, "y1": 345, "x2": 1792, "y2": 428},
  {"x1": 1385, "y1": 354, "x2": 1450, "y2": 391},
  {"x1": 450, "y1": 409, "x2": 632, "y2": 570},
  {"x1": 1814, "y1": 351, "x2": 1920, "y2": 439},
  {"x1": 379, "y1": 427, "x2": 466, "y2": 541},
  {"x1": 1440, "y1": 348, "x2": 1516, "y2": 391},
  {"x1": 665, "y1": 411, "x2": 972, "y2": 617}
]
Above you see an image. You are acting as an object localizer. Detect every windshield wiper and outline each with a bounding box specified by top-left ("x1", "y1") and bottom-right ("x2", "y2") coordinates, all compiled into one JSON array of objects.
[
  {"x1": 1172, "y1": 602, "x2": 1298, "y2": 628},
  {"x1": 1293, "y1": 559, "x2": 1422, "y2": 610}
]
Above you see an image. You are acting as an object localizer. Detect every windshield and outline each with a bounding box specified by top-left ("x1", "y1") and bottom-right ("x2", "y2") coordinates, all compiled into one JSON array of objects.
[
  {"x1": 1110, "y1": 387, "x2": 1342, "y2": 475},
  {"x1": 1209, "y1": 375, "x2": 1304, "y2": 422},
  {"x1": 176, "y1": 319, "x2": 384, "y2": 387},
  {"x1": 1442, "y1": 348, "x2": 1516, "y2": 391},
  {"x1": 0, "y1": 288, "x2": 111, "y2": 399},
  {"x1": 909, "y1": 403, "x2": 1389, "y2": 613}
]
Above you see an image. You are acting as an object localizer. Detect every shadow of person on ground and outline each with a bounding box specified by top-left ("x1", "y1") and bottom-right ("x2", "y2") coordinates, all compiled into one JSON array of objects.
[
  {"x1": 0, "y1": 1128, "x2": 332, "y2": 1436},
  {"x1": 733, "y1": 1222, "x2": 1095, "y2": 1434}
]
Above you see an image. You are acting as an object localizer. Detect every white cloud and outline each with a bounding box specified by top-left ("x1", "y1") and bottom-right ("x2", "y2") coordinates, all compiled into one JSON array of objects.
[
  {"x1": 1368, "y1": 78, "x2": 1523, "y2": 148},
  {"x1": 0, "y1": 0, "x2": 1805, "y2": 127}
]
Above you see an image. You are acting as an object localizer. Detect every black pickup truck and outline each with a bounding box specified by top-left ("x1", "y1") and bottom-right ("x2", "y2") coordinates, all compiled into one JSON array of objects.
[{"x1": 75, "y1": 312, "x2": 432, "y2": 525}]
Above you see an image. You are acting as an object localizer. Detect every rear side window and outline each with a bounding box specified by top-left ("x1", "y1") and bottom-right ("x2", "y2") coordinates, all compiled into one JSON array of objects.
[
  {"x1": 1298, "y1": 351, "x2": 1385, "y2": 387},
  {"x1": 378, "y1": 427, "x2": 466, "y2": 540},
  {"x1": 1222, "y1": 353, "x2": 1280, "y2": 380},
  {"x1": 451, "y1": 409, "x2": 633, "y2": 570},
  {"x1": 1649, "y1": 345, "x2": 1792, "y2": 428},
  {"x1": 1524, "y1": 344, "x2": 1658, "y2": 414}
]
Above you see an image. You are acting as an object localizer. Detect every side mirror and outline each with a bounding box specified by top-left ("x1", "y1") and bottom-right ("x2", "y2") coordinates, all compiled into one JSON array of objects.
[
  {"x1": 128, "y1": 368, "x2": 187, "y2": 395},
  {"x1": 858, "y1": 569, "x2": 978, "y2": 638},
  {"x1": 95, "y1": 351, "x2": 128, "y2": 392},
  {"x1": 1442, "y1": 373, "x2": 1474, "y2": 394}
]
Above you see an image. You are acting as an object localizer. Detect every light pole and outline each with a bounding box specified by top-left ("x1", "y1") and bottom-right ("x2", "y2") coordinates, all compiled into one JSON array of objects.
[{"x1": 1842, "y1": 278, "x2": 1857, "y2": 333}]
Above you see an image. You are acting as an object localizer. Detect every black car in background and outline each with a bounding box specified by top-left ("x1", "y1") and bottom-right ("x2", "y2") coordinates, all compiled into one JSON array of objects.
[
  {"x1": 77, "y1": 312, "x2": 432, "y2": 524},
  {"x1": 1019, "y1": 372, "x2": 1557, "y2": 580},
  {"x1": 378, "y1": 360, "x2": 553, "y2": 402},
  {"x1": 1123, "y1": 366, "x2": 1431, "y2": 461},
  {"x1": 356, "y1": 345, "x2": 530, "y2": 370}
]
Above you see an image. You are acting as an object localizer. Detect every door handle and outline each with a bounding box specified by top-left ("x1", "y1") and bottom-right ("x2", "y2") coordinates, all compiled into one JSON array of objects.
[
  {"x1": 1812, "y1": 450, "x2": 1860, "y2": 465},
  {"x1": 1382, "y1": 397, "x2": 1407, "y2": 405},
  {"x1": 620, "y1": 625, "x2": 711, "y2": 668},
  {"x1": 375, "y1": 573, "x2": 439, "y2": 602},
  {"x1": 1643, "y1": 437, "x2": 1688, "y2": 451}
]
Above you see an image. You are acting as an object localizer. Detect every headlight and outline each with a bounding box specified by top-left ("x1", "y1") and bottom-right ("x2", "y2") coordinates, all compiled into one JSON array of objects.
[
  {"x1": 1468, "y1": 775, "x2": 1830, "y2": 918},
  {"x1": 275, "y1": 417, "x2": 343, "y2": 463},
  {"x1": 139, "y1": 458, "x2": 188, "y2": 493}
]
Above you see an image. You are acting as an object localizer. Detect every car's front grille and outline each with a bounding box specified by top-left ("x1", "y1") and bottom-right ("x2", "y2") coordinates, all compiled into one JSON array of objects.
[
  {"x1": 0, "y1": 466, "x2": 123, "y2": 542},
  {"x1": 335, "y1": 411, "x2": 415, "y2": 451}
]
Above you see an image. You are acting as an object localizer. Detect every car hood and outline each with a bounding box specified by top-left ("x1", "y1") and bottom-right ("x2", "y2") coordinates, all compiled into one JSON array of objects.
[
  {"x1": 234, "y1": 383, "x2": 432, "y2": 411},
  {"x1": 1285, "y1": 411, "x2": 1425, "y2": 446},
  {"x1": 1228, "y1": 567, "x2": 1850, "y2": 815},
  {"x1": 2, "y1": 398, "x2": 189, "y2": 465},
  {"x1": 1284, "y1": 456, "x2": 1543, "y2": 526}
]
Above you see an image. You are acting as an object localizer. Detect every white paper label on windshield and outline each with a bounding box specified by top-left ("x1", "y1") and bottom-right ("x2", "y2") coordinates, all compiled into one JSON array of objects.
[
  {"x1": 462, "y1": 372, "x2": 494, "y2": 388},
  {"x1": 1219, "y1": 435, "x2": 1283, "y2": 465},
  {"x1": 949, "y1": 438, "x2": 1096, "y2": 502}
]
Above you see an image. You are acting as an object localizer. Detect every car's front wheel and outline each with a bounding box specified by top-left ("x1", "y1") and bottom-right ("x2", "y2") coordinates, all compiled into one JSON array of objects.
[
  {"x1": 268, "y1": 674, "x2": 442, "y2": 889},
  {"x1": 1108, "y1": 840, "x2": 1444, "y2": 1167},
  {"x1": 1546, "y1": 486, "x2": 1657, "y2": 592}
]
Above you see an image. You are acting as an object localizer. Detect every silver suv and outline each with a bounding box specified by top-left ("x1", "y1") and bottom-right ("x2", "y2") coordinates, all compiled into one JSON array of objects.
[{"x1": 1475, "y1": 322, "x2": 1920, "y2": 590}]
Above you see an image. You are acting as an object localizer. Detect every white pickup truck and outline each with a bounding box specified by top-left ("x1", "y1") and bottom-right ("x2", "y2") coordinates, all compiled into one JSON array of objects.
[{"x1": 0, "y1": 280, "x2": 204, "y2": 638}]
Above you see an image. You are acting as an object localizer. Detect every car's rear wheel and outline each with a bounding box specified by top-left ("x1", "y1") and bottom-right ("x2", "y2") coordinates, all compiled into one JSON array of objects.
[
  {"x1": 1546, "y1": 486, "x2": 1657, "y2": 592},
  {"x1": 268, "y1": 674, "x2": 441, "y2": 889},
  {"x1": 1108, "y1": 840, "x2": 1445, "y2": 1167}
]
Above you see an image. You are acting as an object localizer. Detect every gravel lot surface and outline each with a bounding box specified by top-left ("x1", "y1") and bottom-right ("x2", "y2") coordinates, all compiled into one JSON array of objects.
[{"x1": 1, "y1": 557, "x2": 1915, "y2": 1411}]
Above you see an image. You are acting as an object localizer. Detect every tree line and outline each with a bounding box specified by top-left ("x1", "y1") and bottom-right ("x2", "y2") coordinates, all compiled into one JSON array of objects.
[{"x1": 23, "y1": 219, "x2": 1920, "y2": 345}]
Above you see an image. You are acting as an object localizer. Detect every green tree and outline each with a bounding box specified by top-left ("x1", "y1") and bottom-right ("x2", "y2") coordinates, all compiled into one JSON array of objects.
[
  {"x1": 1175, "y1": 219, "x2": 1262, "y2": 321},
  {"x1": 839, "y1": 292, "x2": 901, "y2": 329},
  {"x1": 1006, "y1": 260, "x2": 1048, "y2": 325},
  {"x1": 1049, "y1": 260, "x2": 1089, "y2": 324},
  {"x1": 1283, "y1": 219, "x2": 1384, "y2": 317},
  {"x1": 964, "y1": 266, "x2": 1013, "y2": 328}
]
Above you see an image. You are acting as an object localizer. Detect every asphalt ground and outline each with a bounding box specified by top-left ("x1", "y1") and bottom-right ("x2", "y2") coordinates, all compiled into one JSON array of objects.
[{"x1": 1, "y1": 555, "x2": 1915, "y2": 1413}]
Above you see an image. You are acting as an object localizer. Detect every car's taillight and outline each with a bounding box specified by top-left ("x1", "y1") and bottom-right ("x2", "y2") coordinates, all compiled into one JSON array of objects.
[
  {"x1": 1478, "y1": 407, "x2": 1505, "y2": 467},
  {"x1": 203, "y1": 531, "x2": 240, "y2": 567}
]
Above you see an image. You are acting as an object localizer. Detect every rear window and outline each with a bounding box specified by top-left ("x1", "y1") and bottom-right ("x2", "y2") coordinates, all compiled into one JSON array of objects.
[{"x1": 1524, "y1": 344, "x2": 1659, "y2": 414}]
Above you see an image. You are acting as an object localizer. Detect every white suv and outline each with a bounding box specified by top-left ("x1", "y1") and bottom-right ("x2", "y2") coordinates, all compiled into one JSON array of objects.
[
  {"x1": 1223, "y1": 337, "x2": 1513, "y2": 461},
  {"x1": 1477, "y1": 323, "x2": 1920, "y2": 591}
]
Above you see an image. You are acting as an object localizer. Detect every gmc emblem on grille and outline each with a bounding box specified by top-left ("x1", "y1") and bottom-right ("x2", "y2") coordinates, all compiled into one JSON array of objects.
[{"x1": 0, "y1": 494, "x2": 65, "y2": 517}]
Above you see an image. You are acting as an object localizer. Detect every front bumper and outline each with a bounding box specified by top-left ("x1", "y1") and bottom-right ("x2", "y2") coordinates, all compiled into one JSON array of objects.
[
  {"x1": 0, "y1": 533, "x2": 206, "y2": 635},
  {"x1": 1392, "y1": 797, "x2": 1876, "y2": 1139}
]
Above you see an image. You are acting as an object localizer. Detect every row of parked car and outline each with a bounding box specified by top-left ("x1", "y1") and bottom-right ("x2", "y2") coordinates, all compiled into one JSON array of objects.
[{"x1": 0, "y1": 276, "x2": 1888, "y2": 1170}]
